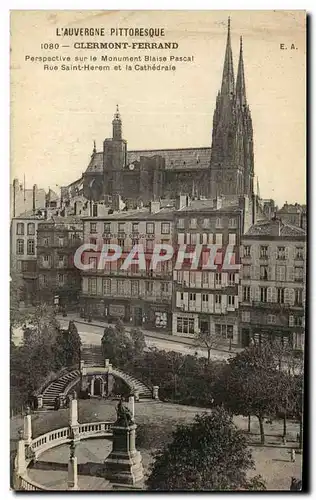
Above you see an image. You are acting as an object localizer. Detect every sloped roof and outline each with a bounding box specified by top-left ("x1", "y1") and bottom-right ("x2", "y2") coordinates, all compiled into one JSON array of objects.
[
  {"x1": 245, "y1": 219, "x2": 306, "y2": 238},
  {"x1": 86, "y1": 147, "x2": 211, "y2": 173}
]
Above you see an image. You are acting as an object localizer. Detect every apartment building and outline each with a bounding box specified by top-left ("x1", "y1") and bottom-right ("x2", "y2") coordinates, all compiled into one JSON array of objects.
[
  {"x1": 37, "y1": 217, "x2": 83, "y2": 307},
  {"x1": 172, "y1": 195, "x2": 255, "y2": 346},
  {"x1": 239, "y1": 218, "x2": 306, "y2": 349},
  {"x1": 81, "y1": 201, "x2": 174, "y2": 330},
  {"x1": 11, "y1": 214, "x2": 43, "y2": 304}
]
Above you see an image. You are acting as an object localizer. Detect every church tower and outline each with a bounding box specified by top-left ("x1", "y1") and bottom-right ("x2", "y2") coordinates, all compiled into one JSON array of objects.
[
  {"x1": 103, "y1": 105, "x2": 127, "y2": 195},
  {"x1": 210, "y1": 19, "x2": 254, "y2": 198}
]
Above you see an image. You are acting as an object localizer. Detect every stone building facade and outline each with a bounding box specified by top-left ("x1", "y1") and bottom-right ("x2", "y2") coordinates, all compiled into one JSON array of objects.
[
  {"x1": 172, "y1": 194, "x2": 255, "y2": 346},
  {"x1": 80, "y1": 202, "x2": 174, "y2": 330},
  {"x1": 239, "y1": 218, "x2": 306, "y2": 349},
  {"x1": 37, "y1": 217, "x2": 83, "y2": 307},
  {"x1": 65, "y1": 20, "x2": 254, "y2": 204}
]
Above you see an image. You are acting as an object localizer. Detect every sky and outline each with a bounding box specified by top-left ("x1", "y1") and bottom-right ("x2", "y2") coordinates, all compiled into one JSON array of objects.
[{"x1": 10, "y1": 10, "x2": 306, "y2": 207}]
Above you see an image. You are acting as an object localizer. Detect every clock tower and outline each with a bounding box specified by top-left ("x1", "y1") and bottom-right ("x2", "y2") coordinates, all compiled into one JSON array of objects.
[{"x1": 103, "y1": 105, "x2": 127, "y2": 195}]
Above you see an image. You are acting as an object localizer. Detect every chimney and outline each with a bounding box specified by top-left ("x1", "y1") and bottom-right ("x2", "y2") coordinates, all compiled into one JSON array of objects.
[
  {"x1": 32, "y1": 184, "x2": 37, "y2": 213},
  {"x1": 150, "y1": 201, "x2": 160, "y2": 214},
  {"x1": 112, "y1": 193, "x2": 124, "y2": 212},
  {"x1": 176, "y1": 195, "x2": 189, "y2": 210}
]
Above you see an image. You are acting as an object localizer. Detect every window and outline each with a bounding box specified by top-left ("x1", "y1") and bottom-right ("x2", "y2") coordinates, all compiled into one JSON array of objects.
[
  {"x1": 243, "y1": 265, "x2": 251, "y2": 278},
  {"x1": 294, "y1": 316, "x2": 305, "y2": 327},
  {"x1": 57, "y1": 273, "x2": 64, "y2": 284},
  {"x1": 202, "y1": 218, "x2": 210, "y2": 229},
  {"x1": 104, "y1": 222, "x2": 111, "y2": 234},
  {"x1": 58, "y1": 255, "x2": 64, "y2": 267},
  {"x1": 40, "y1": 274, "x2": 47, "y2": 285},
  {"x1": 88, "y1": 278, "x2": 97, "y2": 295},
  {"x1": 228, "y1": 295, "x2": 235, "y2": 306},
  {"x1": 118, "y1": 222, "x2": 125, "y2": 233},
  {"x1": 117, "y1": 280, "x2": 125, "y2": 295},
  {"x1": 161, "y1": 282, "x2": 169, "y2": 294},
  {"x1": 90, "y1": 222, "x2": 97, "y2": 234},
  {"x1": 228, "y1": 273, "x2": 235, "y2": 285},
  {"x1": 27, "y1": 239, "x2": 35, "y2": 255},
  {"x1": 260, "y1": 266, "x2": 268, "y2": 280},
  {"x1": 215, "y1": 324, "x2": 234, "y2": 339},
  {"x1": 216, "y1": 218, "x2": 222, "y2": 228},
  {"x1": 90, "y1": 237, "x2": 97, "y2": 246},
  {"x1": 190, "y1": 218, "x2": 197, "y2": 229},
  {"x1": 276, "y1": 265, "x2": 286, "y2": 281},
  {"x1": 180, "y1": 292, "x2": 184, "y2": 301},
  {"x1": 296, "y1": 247, "x2": 304, "y2": 260},
  {"x1": 243, "y1": 286, "x2": 250, "y2": 302},
  {"x1": 202, "y1": 272, "x2": 208, "y2": 285},
  {"x1": 161, "y1": 261, "x2": 169, "y2": 274},
  {"x1": 89, "y1": 257, "x2": 97, "y2": 269},
  {"x1": 27, "y1": 223, "x2": 35, "y2": 235},
  {"x1": 260, "y1": 287, "x2": 268, "y2": 302},
  {"x1": 277, "y1": 288, "x2": 285, "y2": 304},
  {"x1": 215, "y1": 294, "x2": 222, "y2": 305},
  {"x1": 161, "y1": 222, "x2": 170, "y2": 234},
  {"x1": 16, "y1": 223, "x2": 24, "y2": 235},
  {"x1": 16, "y1": 239, "x2": 24, "y2": 255},
  {"x1": 131, "y1": 281, "x2": 139, "y2": 296},
  {"x1": 17, "y1": 260, "x2": 22, "y2": 272},
  {"x1": 202, "y1": 294, "x2": 208, "y2": 302},
  {"x1": 92, "y1": 204, "x2": 98, "y2": 217},
  {"x1": 277, "y1": 247, "x2": 286, "y2": 260},
  {"x1": 215, "y1": 233, "x2": 223, "y2": 245},
  {"x1": 267, "y1": 314, "x2": 276, "y2": 324},
  {"x1": 177, "y1": 316, "x2": 194, "y2": 335},
  {"x1": 103, "y1": 279, "x2": 111, "y2": 295},
  {"x1": 146, "y1": 240, "x2": 154, "y2": 252},
  {"x1": 228, "y1": 218, "x2": 237, "y2": 228},
  {"x1": 58, "y1": 237, "x2": 64, "y2": 247},
  {"x1": 242, "y1": 311, "x2": 250, "y2": 322},
  {"x1": 177, "y1": 219, "x2": 184, "y2": 229},
  {"x1": 131, "y1": 239, "x2": 139, "y2": 247},
  {"x1": 215, "y1": 273, "x2": 221, "y2": 286},
  {"x1": 260, "y1": 246, "x2": 268, "y2": 258},
  {"x1": 229, "y1": 233, "x2": 236, "y2": 245},
  {"x1": 295, "y1": 289, "x2": 303, "y2": 305},
  {"x1": 146, "y1": 222, "x2": 154, "y2": 234},
  {"x1": 132, "y1": 223, "x2": 139, "y2": 233},
  {"x1": 43, "y1": 237, "x2": 49, "y2": 247},
  {"x1": 244, "y1": 246, "x2": 251, "y2": 257},
  {"x1": 294, "y1": 267, "x2": 304, "y2": 282},
  {"x1": 118, "y1": 239, "x2": 125, "y2": 250},
  {"x1": 189, "y1": 293, "x2": 196, "y2": 301},
  {"x1": 43, "y1": 254, "x2": 49, "y2": 262},
  {"x1": 145, "y1": 281, "x2": 153, "y2": 293}
]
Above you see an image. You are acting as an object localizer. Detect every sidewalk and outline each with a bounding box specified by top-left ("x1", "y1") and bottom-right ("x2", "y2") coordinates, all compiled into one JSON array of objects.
[{"x1": 57, "y1": 313, "x2": 242, "y2": 356}]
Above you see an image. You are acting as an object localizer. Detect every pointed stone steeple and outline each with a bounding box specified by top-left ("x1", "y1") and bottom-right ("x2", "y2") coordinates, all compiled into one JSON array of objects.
[
  {"x1": 236, "y1": 36, "x2": 247, "y2": 107},
  {"x1": 221, "y1": 17, "x2": 234, "y2": 98}
]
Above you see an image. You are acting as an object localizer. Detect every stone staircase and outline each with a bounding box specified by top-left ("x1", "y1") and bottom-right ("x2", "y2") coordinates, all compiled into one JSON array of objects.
[
  {"x1": 111, "y1": 367, "x2": 152, "y2": 399},
  {"x1": 42, "y1": 370, "x2": 80, "y2": 408},
  {"x1": 81, "y1": 345, "x2": 104, "y2": 366}
]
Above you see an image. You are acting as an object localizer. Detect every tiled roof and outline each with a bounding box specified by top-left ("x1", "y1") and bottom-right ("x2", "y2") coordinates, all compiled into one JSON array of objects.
[
  {"x1": 245, "y1": 219, "x2": 306, "y2": 237},
  {"x1": 86, "y1": 147, "x2": 211, "y2": 173},
  {"x1": 83, "y1": 207, "x2": 175, "y2": 221}
]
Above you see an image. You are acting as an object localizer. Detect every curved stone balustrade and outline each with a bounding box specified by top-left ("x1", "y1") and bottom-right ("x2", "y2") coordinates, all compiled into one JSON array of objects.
[{"x1": 15, "y1": 421, "x2": 115, "y2": 491}]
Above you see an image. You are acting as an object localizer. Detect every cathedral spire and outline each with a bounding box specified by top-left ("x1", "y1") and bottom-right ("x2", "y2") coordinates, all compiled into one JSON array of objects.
[
  {"x1": 220, "y1": 16, "x2": 234, "y2": 97},
  {"x1": 236, "y1": 36, "x2": 247, "y2": 106},
  {"x1": 93, "y1": 140, "x2": 96, "y2": 154}
]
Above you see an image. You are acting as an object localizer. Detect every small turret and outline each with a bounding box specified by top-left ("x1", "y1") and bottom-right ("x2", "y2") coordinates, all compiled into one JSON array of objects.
[{"x1": 112, "y1": 104, "x2": 122, "y2": 140}]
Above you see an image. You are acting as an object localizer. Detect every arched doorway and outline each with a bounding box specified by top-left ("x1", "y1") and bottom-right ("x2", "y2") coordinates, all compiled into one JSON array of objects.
[{"x1": 94, "y1": 378, "x2": 102, "y2": 396}]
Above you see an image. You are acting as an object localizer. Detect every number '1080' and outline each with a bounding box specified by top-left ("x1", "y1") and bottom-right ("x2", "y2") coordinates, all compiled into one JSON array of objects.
[{"x1": 41, "y1": 43, "x2": 60, "y2": 49}]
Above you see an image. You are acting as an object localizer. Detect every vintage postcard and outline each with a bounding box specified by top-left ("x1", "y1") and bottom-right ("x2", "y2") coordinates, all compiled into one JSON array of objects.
[{"x1": 10, "y1": 10, "x2": 306, "y2": 491}]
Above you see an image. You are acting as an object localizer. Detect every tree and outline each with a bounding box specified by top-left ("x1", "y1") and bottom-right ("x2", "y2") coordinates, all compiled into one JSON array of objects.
[
  {"x1": 212, "y1": 343, "x2": 280, "y2": 444},
  {"x1": 146, "y1": 407, "x2": 266, "y2": 491},
  {"x1": 55, "y1": 320, "x2": 82, "y2": 368},
  {"x1": 194, "y1": 329, "x2": 220, "y2": 364},
  {"x1": 101, "y1": 322, "x2": 134, "y2": 366},
  {"x1": 129, "y1": 328, "x2": 146, "y2": 356}
]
